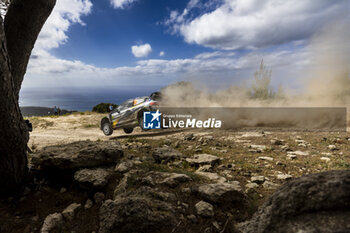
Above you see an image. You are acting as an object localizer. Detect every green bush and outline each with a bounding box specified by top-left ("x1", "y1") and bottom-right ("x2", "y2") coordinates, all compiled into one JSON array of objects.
[{"x1": 92, "y1": 103, "x2": 118, "y2": 113}]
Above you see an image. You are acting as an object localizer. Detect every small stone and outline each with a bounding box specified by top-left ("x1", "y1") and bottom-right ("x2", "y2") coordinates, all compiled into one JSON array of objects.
[
  {"x1": 276, "y1": 174, "x2": 293, "y2": 180},
  {"x1": 328, "y1": 145, "x2": 338, "y2": 151},
  {"x1": 212, "y1": 221, "x2": 221, "y2": 231},
  {"x1": 258, "y1": 156, "x2": 274, "y2": 161},
  {"x1": 196, "y1": 165, "x2": 213, "y2": 172},
  {"x1": 288, "y1": 151, "x2": 309, "y2": 156},
  {"x1": 94, "y1": 192, "x2": 105, "y2": 205},
  {"x1": 245, "y1": 182, "x2": 259, "y2": 194},
  {"x1": 320, "y1": 157, "x2": 331, "y2": 162},
  {"x1": 249, "y1": 145, "x2": 267, "y2": 153},
  {"x1": 195, "y1": 201, "x2": 214, "y2": 217},
  {"x1": 59, "y1": 187, "x2": 67, "y2": 193},
  {"x1": 186, "y1": 154, "x2": 221, "y2": 167},
  {"x1": 115, "y1": 161, "x2": 133, "y2": 173},
  {"x1": 31, "y1": 215, "x2": 39, "y2": 222},
  {"x1": 271, "y1": 139, "x2": 284, "y2": 145},
  {"x1": 251, "y1": 176, "x2": 265, "y2": 184},
  {"x1": 84, "y1": 199, "x2": 93, "y2": 209},
  {"x1": 262, "y1": 181, "x2": 279, "y2": 190},
  {"x1": 181, "y1": 188, "x2": 191, "y2": 193},
  {"x1": 195, "y1": 171, "x2": 226, "y2": 183},
  {"x1": 287, "y1": 154, "x2": 297, "y2": 159},
  {"x1": 41, "y1": 213, "x2": 63, "y2": 233},
  {"x1": 187, "y1": 214, "x2": 198, "y2": 223},
  {"x1": 160, "y1": 173, "x2": 192, "y2": 188},
  {"x1": 62, "y1": 203, "x2": 81, "y2": 221},
  {"x1": 184, "y1": 133, "x2": 194, "y2": 141}
]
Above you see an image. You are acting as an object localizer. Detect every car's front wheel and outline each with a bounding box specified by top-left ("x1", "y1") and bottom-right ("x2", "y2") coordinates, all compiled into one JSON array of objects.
[
  {"x1": 102, "y1": 121, "x2": 113, "y2": 136},
  {"x1": 123, "y1": 127, "x2": 134, "y2": 134}
]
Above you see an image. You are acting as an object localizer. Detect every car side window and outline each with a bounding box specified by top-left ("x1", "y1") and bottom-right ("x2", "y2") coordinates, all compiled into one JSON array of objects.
[{"x1": 118, "y1": 104, "x2": 127, "y2": 111}]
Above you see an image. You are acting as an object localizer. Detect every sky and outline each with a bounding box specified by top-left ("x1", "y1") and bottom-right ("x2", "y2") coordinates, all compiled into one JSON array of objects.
[{"x1": 22, "y1": 0, "x2": 350, "y2": 92}]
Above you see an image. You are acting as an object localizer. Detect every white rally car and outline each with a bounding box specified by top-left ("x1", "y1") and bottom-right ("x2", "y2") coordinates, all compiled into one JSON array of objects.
[{"x1": 100, "y1": 92, "x2": 161, "y2": 135}]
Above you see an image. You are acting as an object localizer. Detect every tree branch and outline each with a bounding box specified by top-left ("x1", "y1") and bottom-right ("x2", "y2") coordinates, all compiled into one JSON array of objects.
[{"x1": 4, "y1": 0, "x2": 56, "y2": 98}]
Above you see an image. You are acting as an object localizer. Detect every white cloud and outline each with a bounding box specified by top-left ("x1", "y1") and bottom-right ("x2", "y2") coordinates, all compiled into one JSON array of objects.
[
  {"x1": 110, "y1": 0, "x2": 138, "y2": 9},
  {"x1": 35, "y1": 0, "x2": 92, "y2": 52},
  {"x1": 131, "y1": 43, "x2": 152, "y2": 58},
  {"x1": 159, "y1": 51, "x2": 165, "y2": 57},
  {"x1": 166, "y1": 0, "x2": 350, "y2": 50}
]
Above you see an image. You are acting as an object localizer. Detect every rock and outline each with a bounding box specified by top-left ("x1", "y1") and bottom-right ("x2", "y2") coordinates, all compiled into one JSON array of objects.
[
  {"x1": 62, "y1": 203, "x2": 81, "y2": 221},
  {"x1": 160, "y1": 173, "x2": 192, "y2": 188},
  {"x1": 84, "y1": 199, "x2": 93, "y2": 209},
  {"x1": 246, "y1": 182, "x2": 259, "y2": 190},
  {"x1": 320, "y1": 157, "x2": 331, "y2": 162},
  {"x1": 328, "y1": 145, "x2": 338, "y2": 151},
  {"x1": 258, "y1": 156, "x2": 274, "y2": 161},
  {"x1": 59, "y1": 187, "x2": 67, "y2": 193},
  {"x1": 249, "y1": 145, "x2": 267, "y2": 153},
  {"x1": 276, "y1": 174, "x2": 293, "y2": 180},
  {"x1": 32, "y1": 141, "x2": 123, "y2": 170},
  {"x1": 195, "y1": 171, "x2": 227, "y2": 183},
  {"x1": 186, "y1": 154, "x2": 221, "y2": 167},
  {"x1": 41, "y1": 213, "x2": 64, "y2": 233},
  {"x1": 262, "y1": 181, "x2": 279, "y2": 190},
  {"x1": 94, "y1": 192, "x2": 105, "y2": 205},
  {"x1": 115, "y1": 160, "x2": 134, "y2": 173},
  {"x1": 240, "y1": 170, "x2": 350, "y2": 233},
  {"x1": 192, "y1": 182, "x2": 246, "y2": 205},
  {"x1": 99, "y1": 197, "x2": 176, "y2": 233},
  {"x1": 196, "y1": 164, "x2": 213, "y2": 172},
  {"x1": 287, "y1": 154, "x2": 297, "y2": 159},
  {"x1": 74, "y1": 167, "x2": 111, "y2": 188},
  {"x1": 184, "y1": 133, "x2": 195, "y2": 140},
  {"x1": 187, "y1": 214, "x2": 198, "y2": 223},
  {"x1": 251, "y1": 176, "x2": 265, "y2": 184},
  {"x1": 271, "y1": 139, "x2": 284, "y2": 145},
  {"x1": 287, "y1": 151, "x2": 309, "y2": 156},
  {"x1": 245, "y1": 183, "x2": 259, "y2": 195},
  {"x1": 152, "y1": 147, "x2": 185, "y2": 164},
  {"x1": 195, "y1": 201, "x2": 214, "y2": 217}
]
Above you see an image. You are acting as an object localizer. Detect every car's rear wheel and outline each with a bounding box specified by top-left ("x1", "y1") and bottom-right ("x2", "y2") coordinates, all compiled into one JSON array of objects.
[
  {"x1": 123, "y1": 127, "x2": 134, "y2": 134},
  {"x1": 102, "y1": 122, "x2": 113, "y2": 136},
  {"x1": 138, "y1": 113, "x2": 150, "y2": 131}
]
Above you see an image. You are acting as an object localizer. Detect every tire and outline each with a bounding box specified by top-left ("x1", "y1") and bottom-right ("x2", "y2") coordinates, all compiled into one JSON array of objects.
[
  {"x1": 138, "y1": 113, "x2": 150, "y2": 131},
  {"x1": 102, "y1": 121, "x2": 113, "y2": 136},
  {"x1": 123, "y1": 127, "x2": 134, "y2": 134}
]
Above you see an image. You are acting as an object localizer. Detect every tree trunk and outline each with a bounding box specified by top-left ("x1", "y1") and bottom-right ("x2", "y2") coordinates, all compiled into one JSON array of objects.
[{"x1": 0, "y1": 0, "x2": 55, "y2": 198}]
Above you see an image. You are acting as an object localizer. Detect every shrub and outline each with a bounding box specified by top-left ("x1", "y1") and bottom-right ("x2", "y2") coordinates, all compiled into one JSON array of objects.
[{"x1": 92, "y1": 103, "x2": 118, "y2": 113}]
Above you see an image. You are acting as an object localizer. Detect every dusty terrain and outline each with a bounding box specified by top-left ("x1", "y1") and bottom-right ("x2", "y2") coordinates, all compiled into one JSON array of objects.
[{"x1": 1, "y1": 112, "x2": 350, "y2": 233}]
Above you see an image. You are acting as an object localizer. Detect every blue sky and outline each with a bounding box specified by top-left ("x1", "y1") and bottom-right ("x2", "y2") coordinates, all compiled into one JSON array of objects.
[
  {"x1": 50, "y1": 0, "x2": 211, "y2": 68},
  {"x1": 23, "y1": 0, "x2": 350, "y2": 91}
]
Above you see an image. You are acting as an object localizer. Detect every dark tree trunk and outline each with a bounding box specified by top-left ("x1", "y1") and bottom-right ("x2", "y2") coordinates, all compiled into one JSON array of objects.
[{"x1": 0, "y1": 0, "x2": 55, "y2": 198}]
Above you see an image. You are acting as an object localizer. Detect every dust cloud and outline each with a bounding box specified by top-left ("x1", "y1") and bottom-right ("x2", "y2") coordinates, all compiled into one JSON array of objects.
[{"x1": 159, "y1": 20, "x2": 350, "y2": 129}]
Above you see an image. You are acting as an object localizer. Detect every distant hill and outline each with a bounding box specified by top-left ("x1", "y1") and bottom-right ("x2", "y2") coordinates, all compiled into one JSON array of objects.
[{"x1": 20, "y1": 106, "x2": 76, "y2": 117}]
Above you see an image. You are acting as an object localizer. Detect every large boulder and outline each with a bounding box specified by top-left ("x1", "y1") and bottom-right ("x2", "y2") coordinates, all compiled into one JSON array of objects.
[
  {"x1": 31, "y1": 141, "x2": 123, "y2": 170},
  {"x1": 152, "y1": 146, "x2": 185, "y2": 163},
  {"x1": 240, "y1": 170, "x2": 350, "y2": 233}
]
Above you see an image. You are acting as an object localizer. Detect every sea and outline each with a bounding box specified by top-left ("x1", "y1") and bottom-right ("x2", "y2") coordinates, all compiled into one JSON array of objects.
[{"x1": 19, "y1": 86, "x2": 162, "y2": 112}]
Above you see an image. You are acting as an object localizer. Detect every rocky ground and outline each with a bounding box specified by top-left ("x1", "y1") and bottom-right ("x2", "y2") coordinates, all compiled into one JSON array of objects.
[{"x1": 1, "y1": 113, "x2": 350, "y2": 233}]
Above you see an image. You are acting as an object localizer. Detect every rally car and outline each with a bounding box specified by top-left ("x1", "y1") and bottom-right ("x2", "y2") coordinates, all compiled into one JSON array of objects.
[{"x1": 100, "y1": 92, "x2": 161, "y2": 136}]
